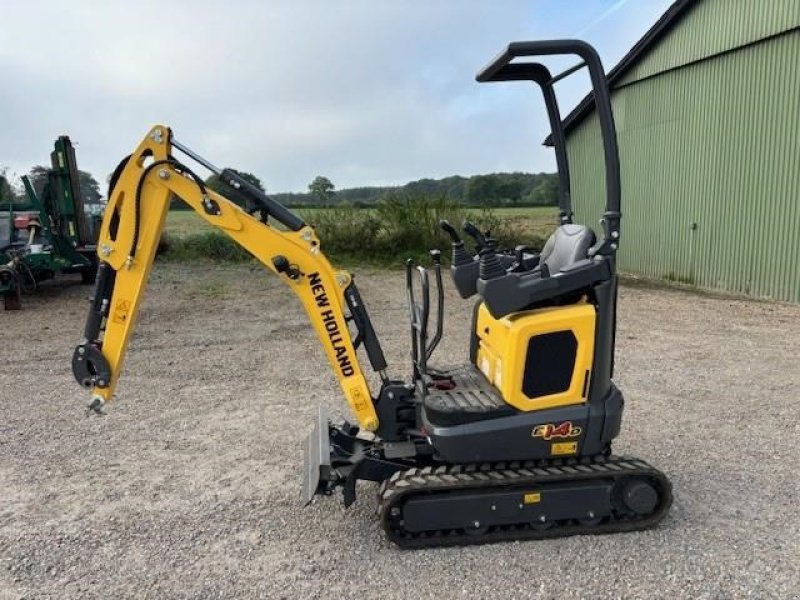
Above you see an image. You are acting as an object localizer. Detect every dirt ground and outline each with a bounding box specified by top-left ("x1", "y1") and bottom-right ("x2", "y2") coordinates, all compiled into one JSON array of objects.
[{"x1": 1, "y1": 263, "x2": 798, "y2": 599}]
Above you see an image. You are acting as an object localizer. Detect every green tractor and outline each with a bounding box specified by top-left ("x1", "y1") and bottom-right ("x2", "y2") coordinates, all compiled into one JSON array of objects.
[{"x1": 0, "y1": 136, "x2": 100, "y2": 310}]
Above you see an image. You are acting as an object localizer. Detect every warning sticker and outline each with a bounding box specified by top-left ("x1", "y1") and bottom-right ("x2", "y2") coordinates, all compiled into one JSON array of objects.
[
  {"x1": 523, "y1": 492, "x2": 541, "y2": 504},
  {"x1": 111, "y1": 299, "x2": 131, "y2": 325},
  {"x1": 551, "y1": 441, "x2": 578, "y2": 456},
  {"x1": 350, "y1": 386, "x2": 369, "y2": 413}
]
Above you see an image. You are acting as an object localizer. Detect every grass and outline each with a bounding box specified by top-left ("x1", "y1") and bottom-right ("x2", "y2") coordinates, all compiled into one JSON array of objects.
[
  {"x1": 165, "y1": 206, "x2": 557, "y2": 238},
  {"x1": 491, "y1": 206, "x2": 558, "y2": 239},
  {"x1": 162, "y1": 202, "x2": 558, "y2": 265},
  {"x1": 186, "y1": 278, "x2": 231, "y2": 299},
  {"x1": 164, "y1": 211, "x2": 208, "y2": 237}
]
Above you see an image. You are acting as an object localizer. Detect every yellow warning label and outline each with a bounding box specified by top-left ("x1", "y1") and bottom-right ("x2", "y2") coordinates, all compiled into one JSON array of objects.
[
  {"x1": 349, "y1": 386, "x2": 378, "y2": 431},
  {"x1": 551, "y1": 441, "x2": 578, "y2": 456},
  {"x1": 523, "y1": 492, "x2": 541, "y2": 504},
  {"x1": 350, "y1": 386, "x2": 368, "y2": 413},
  {"x1": 111, "y1": 299, "x2": 131, "y2": 325}
]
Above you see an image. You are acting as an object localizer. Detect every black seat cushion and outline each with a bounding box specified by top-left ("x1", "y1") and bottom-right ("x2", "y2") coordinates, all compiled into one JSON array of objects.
[
  {"x1": 540, "y1": 224, "x2": 596, "y2": 274},
  {"x1": 423, "y1": 365, "x2": 517, "y2": 427}
]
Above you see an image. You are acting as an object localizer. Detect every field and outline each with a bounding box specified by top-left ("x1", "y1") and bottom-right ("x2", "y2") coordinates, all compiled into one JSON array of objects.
[
  {"x1": 1, "y1": 265, "x2": 798, "y2": 598},
  {"x1": 165, "y1": 205, "x2": 559, "y2": 241}
]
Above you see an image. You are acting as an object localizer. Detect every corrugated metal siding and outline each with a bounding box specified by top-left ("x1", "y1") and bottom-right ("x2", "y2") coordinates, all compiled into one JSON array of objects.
[
  {"x1": 567, "y1": 29, "x2": 800, "y2": 302},
  {"x1": 617, "y1": 0, "x2": 800, "y2": 86}
]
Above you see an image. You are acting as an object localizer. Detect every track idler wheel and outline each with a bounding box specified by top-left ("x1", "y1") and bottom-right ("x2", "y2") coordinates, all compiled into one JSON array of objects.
[{"x1": 622, "y1": 480, "x2": 659, "y2": 515}]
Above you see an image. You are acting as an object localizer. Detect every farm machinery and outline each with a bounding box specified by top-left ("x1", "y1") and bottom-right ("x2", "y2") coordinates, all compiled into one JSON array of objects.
[{"x1": 1, "y1": 136, "x2": 99, "y2": 309}]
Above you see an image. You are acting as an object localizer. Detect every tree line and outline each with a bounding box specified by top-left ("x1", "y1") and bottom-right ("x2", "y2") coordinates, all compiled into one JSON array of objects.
[
  {"x1": 271, "y1": 171, "x2": 559, "y2": 208},
  {"x1": 0, "y1": 166, "x2": 102, "y2": 207},
  {"x1": 200, "y1": 171, "x2": 559, "y2": 210},
  {"x1": 2, "y1": 165, "x2": 558, "y2": 212}
]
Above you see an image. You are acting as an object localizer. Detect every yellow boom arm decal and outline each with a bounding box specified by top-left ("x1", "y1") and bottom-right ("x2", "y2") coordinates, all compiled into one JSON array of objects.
[{"x1": 84, "y1": 125, "x2": 379, "y2": 430}]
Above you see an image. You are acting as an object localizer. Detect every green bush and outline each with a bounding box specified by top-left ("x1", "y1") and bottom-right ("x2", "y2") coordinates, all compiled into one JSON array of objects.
[
  {"x1": 375, "y1": 193, "x2": 464, "y2": 255},
  {"x1": 301, "y1": 204, "x2": 382, "y2": 257},
  {"x1": 160, "y1": 231, "x2": 251, "y2": 262},
  {"x1": 160, "y1": 193, "x2": 548, "y2": 265},
  {"x1": 304, "y1": 193, "x2": 546, "y2": 265}
]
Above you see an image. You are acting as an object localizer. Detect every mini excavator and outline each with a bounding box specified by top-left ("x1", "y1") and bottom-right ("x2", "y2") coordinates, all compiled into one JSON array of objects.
[{"x1": 72, "y1": 40, "x2": 671, "y2": 547}]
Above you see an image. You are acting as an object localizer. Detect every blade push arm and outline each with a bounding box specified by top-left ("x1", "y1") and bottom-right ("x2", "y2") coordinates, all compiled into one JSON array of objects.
[{"x1": 72, "y1": 125, "x2": 383, "y2": 431}]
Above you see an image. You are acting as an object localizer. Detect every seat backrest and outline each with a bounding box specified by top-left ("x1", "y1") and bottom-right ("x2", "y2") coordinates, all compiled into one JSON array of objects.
[{"x1": 540, "y1": 224, "x2": 596, "y2": 274}]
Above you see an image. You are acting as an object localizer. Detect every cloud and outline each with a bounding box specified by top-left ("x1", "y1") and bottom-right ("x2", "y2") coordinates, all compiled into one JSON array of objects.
[
  {"x1": 0, "y1": 0, "x2": 672, "y2": 192},
  {"x1": 574, "y1": 0, "x2": 636, "y2": 37}
]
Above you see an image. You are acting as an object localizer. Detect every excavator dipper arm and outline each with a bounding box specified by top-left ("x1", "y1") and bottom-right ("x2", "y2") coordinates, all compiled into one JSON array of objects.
[{"x1": 72, "y1": 125, "x2": 384, "y2": 431}]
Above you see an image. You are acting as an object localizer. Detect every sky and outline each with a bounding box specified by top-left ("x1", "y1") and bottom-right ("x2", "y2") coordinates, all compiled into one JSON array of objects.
[{"x1": 0, "y1": 0, "x2": 673, "y2": 194}]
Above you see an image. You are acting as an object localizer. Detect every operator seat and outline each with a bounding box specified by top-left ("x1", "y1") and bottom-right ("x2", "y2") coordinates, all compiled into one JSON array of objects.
[{"x1": 539, "y1": 224, "x2": 596, "y2": 274}]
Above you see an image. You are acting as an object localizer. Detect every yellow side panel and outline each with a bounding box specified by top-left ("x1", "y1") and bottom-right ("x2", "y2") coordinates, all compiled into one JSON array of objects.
[{"x1": 475, "y1": 302, "x2": 596, "y2": 412}]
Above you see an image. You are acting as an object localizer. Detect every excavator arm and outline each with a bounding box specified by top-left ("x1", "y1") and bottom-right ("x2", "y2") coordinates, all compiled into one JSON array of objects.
[{"x1": 72, "y1": 125, "x2": 385, "y2": 431}]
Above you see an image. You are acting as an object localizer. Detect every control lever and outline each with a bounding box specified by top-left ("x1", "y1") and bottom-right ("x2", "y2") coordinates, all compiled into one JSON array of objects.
[
  {"x1": 509, "y1": 245, "x2": 532, "y2": 273},
  {"x1": 465, "y1": 221, "x2": 504, "y2": 280},
  {"x1": 406, "y1": 259, "x2": 430, "y2": 379},
  {"x1": 440, "y1": 220, "x2": 472, "y2": 267},
  {"x1": 439, "y1": 220, "x2": 461, "y2": 244},
  {"x1": 462, "y1": 221, "x2": 488, "y2": 252},
  {"x1": 426, "y1": 250, "x2": 444, "y2": 361}
]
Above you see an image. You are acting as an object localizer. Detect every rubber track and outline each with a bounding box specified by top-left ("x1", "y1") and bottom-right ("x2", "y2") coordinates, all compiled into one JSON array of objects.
[{"x1": 377, "y1": 455, "x2": 672, "y2": 548}]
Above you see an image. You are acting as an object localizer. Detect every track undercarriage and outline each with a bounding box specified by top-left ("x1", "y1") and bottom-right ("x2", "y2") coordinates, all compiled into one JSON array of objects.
[
  {"x1": 378, "y1": 455, "x2": 671, "y2": 548},
  {"x1": 303, "y1": 408, "x2": 672, "y2": 548}
]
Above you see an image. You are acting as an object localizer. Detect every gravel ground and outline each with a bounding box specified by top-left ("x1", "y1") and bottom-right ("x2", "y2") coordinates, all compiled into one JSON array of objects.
[{"x1": 1, "y1": 263, "x2": 799, "y2": 599}]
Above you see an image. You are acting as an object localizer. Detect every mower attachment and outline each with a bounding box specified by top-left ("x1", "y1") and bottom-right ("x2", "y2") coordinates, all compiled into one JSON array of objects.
[{"x1": 302, "y1": 406, "x2": 333, "y2": 505}]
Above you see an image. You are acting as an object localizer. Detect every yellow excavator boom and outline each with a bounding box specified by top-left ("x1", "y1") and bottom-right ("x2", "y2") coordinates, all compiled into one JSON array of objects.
[{"x1": 72, "y1": 125, "x2": 381, "y2": 430}]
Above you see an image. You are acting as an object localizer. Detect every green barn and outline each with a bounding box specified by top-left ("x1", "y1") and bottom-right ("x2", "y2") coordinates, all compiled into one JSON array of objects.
[{"x1": 554, "y1": 0, "x2": 800, "y2": 302}]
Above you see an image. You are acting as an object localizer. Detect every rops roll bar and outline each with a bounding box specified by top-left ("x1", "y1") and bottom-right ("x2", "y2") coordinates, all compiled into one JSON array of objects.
[{"x1": 476, "y1": 40, "x2": 621, "y2": 251}]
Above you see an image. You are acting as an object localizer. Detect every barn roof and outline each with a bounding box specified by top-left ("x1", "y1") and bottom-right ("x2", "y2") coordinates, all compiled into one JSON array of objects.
[{"x1": 544, "y1": 0, "x2": 696, "y2": 146}]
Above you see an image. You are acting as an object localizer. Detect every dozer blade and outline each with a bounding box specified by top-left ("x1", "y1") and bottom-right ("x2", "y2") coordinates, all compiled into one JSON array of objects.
[{"x1": 301, "y1": 406, "x2": 333, "y2": 505}]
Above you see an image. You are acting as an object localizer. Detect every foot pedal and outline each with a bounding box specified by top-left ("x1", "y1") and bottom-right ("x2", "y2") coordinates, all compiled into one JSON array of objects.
[{"x1": 301, "y1": 406, "x2": 332, "y2": 505}]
